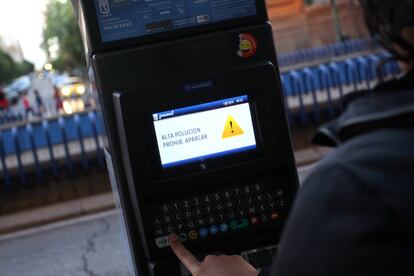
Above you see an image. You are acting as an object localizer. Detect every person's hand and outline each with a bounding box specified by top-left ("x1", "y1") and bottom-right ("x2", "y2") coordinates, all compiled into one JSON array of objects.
[{"x1": 168, "y1": 234, "x2": 258, "y2": 276}]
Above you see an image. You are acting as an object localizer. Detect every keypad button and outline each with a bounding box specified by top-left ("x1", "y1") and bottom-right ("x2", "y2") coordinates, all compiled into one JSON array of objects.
[
  {"x1": 203, "y1": 195, "x2": 212, "y2": 204},
  {"x1": 182, "y1": 199, "x2": 191, "y2": 209},
  {"x1": 155, "y1": 228, "x2": 165, "y2": 237},
  {"x1": 230, "y1": 219, "x2": 249, "y2": 230},
  {"x1": 228, "y1": 211, "x2": 237, "y2": 219},
  {"x1": 219, "y1": 223, "x2": 229, "y2": 233},
  {"x1": 215, "y1": 203, "x2": 224, "y2": 211},
  {"x1": 256, "y1": 194, "x2": 264, "y2": 202},
  {"x1": 155, "y1": 236, "x2": 170, "y2": 248},
  {"x1": 166, "y1": 225, "x2": 175, "y2": 234},
  {"x1": 194, "y1": 208, "x2": 203, "y2": 217},
  {"x1": 171, "y1": 201, "x2": 181, "y2": 211},
  {"x1": 161, "y1": 204, "x2": 169, "y2": 214},
  {"x1": 197, "y1": 218, "x2": 207, "y2": 227},
  {"x1": 260, "y1": 214, "x2": 270, "y2": 223},
  {"x1": 175, "y1": 213, "x2": 183, "y2": 221},
  {"x1": 253, "y1": 183, "x2": 262, "y2": 193},
  {"x1": 179, "y1": 233, "x2": 188, "y2": 242},
  {"x1": 232, "y1": 188, "x2": 241, "y2": 197},
  {"x1": 203, "y1": 206, "x2": 214, "y2": 215},
  {"x1": 278, "y1": 199, "x2": 287, "y2": 208},
  {"x1": 164, "y1": 215, "x2": 172, "y2": 224},
  {"x1": 184, "y1": 210, "x2": 193, "y2": 219},
  {"x1": 213, "y1": 192, "x2": 222, "y2": 202},
  {"x1": 209, "y1": 225, "x2": 219, "y2": 235},
  {"x1": 250, "y1": 216, "x2": 260, "y2": 225},
  {"x1": 153, "y1": 217, "x2": 162, "y2": 226},
  {"x1": 243, "y1": 186, "x2": 252, "y2": 195},
  {"x1": 270, "y1": 212, "x2": 279, "y2": 221},
  {"x1": 276, "y1": 189, "x2": 284, "y2": 197},
  {"x1": 187, "y1": 221, "x2": 196, "y2": 229},
  {"x1": 248, "y1": 206, "x2": 257, "y2": 215},
  {"x1": 238, "y1": 209, "x2": 247, "y2": 217},
  {"x1": 266, "y1": 191, "x2": 276, "y2": 200},
  {"x1": 199, "y1": 228, "x2": 208, "y2": 238},
  {"x1": 245, "y1": 196, "x2": 255, "y2": 206},
  {"x1": 188, "y1": 230, "x2": 198, "y2": 240},
  {"x1": 176, "y1": 223, "x2": 186, "y2": 232},
  {"x1": 192, "y1": 197, "x2": 201, "y2": 207},
  {"x1": 217, "y1": 213, "x2": 226, "y2": 222},
  {"x1": 223, "y1": 191, "x2": 231, "y2": 199},
  {"x1": 208, "y1": 216, "x2": 216, "y2": 225}
]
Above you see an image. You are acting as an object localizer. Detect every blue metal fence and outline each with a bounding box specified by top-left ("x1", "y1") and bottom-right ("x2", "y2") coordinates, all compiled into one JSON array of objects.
[
  {"x1": 0, "y1": 51, "x2": 401, "y2": 189},
  {"x1": 278, "y1": 38, "x2": 379, "y2": 67},
  {"x1": 0, "y1": 111, "x2": 106, "y2": 189}
]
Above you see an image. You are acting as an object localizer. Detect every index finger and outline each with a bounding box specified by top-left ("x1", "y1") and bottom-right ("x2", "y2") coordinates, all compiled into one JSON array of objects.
[{"x1": 169, "y1": 234, "x2": 201, "y2": 274}]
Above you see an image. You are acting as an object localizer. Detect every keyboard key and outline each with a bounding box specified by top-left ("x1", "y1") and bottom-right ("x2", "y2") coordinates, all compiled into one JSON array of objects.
[
  {"x1": 270, "y1": 212, "x2": 279, "y2": 221},
  {"x1": 213, "y1": 192, "x2": 222, "y2": 201},
  {"x1": 182, "y1": 199, "x2": 191, "y2": 209},
  {"x1": 161, "y1": 204, "x2": 169, "y2": 214},
  {"x1": 179, "y1": 233, "x2": 188, "y2": 242},
  {"x1": 155, "y1": 236, "x2": 170, "y2": 248},
  {"x1": 155, "y1": 228, "x2": 165, "y2": 237},
  {"x1": 209, "y1": 225, "x2": 219, "y2": 235},
  {"x1": 176, "y1": 223, "x2": 186, "y2": 232},
  {"x1": 153, "y1": 217, "x2": 162, "y2": 226},
  {"x1": 219, "y1": 223, "x2": 229, "y2": 233},
  {"x1": 188, "y1": 230, "x2": 198, "y2": 240},
  {"x1": 199, "y1": 228, "x2": 208, "y2": 238},
  {"x1": 250, "y1": 216, "x2": 260, "y2": 225},
  {"x1": 230, "y1": 219, "x2": 249, "y2": 230}
]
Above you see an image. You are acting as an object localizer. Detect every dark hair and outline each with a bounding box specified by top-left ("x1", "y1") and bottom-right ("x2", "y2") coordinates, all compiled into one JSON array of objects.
[{"x1": 359, "y1": 0, "x2": 414, "y2": 62}]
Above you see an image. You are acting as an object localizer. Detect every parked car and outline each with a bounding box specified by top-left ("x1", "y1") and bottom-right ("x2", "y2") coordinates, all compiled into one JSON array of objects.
[{"x1": 57, "y1": 77, "x2": 87, "y2": 99}]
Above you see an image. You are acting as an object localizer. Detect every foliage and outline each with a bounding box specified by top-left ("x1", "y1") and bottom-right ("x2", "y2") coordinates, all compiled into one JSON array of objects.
[
  {"x1": 0, "y1": 48, "x2": 34, "y2": 83},
  {"x1": 42, "y1": 0, "x2": 85, "y2": 72}
]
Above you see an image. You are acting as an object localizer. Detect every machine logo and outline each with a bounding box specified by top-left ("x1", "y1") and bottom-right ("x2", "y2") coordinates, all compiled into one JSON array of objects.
[
  {"x1": 98, "y1": 0, "x2": 111, "y2": 15},
  {"x1": 237, "y1": 33, "x2": 257, "y2": 59}
]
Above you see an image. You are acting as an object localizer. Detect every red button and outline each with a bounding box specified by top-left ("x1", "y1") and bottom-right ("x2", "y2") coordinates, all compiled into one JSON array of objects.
[
  {"x1": 271, "y1": 212, "x2": 279, "y2": 221},
  {"x1": 250, "y1": 216, "x2": 260, "y2": 225}
]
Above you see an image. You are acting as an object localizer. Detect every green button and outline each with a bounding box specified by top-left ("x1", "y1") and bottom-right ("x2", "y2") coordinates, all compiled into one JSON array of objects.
[{"x1": 230, "y1": 219, "x2": 249, "y2": 230}]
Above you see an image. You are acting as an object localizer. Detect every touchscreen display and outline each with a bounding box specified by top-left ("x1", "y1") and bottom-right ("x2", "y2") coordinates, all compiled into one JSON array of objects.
[
  {"x1": 94, "y1": 0, "x2": 257, "y2": 42},
  {"x1": 152, "y1": 95, "x2": 257, "y2": 168}
]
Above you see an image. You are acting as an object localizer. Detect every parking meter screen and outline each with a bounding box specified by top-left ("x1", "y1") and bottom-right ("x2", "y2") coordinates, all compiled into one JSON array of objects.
[
  {"x1": 94, "y1": 0, "x2": 257, "y2": 42},
  {"x1": 152, "y1": 95, "x2": 257, "y2": 169}
]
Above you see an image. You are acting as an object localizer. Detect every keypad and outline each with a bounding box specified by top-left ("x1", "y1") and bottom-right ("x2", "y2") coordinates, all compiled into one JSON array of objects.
[{"x1": 152, "y1": 181, "x2": 287, "y2": 248}]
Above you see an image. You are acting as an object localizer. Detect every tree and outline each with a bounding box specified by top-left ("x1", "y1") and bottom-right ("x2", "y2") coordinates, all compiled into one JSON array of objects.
[
  {"x1": 0, "y1": 48, "x2": 34, "y2": 83},
  {"x1": 42, "y1": 0, "x2": 85, "y2": 73}
]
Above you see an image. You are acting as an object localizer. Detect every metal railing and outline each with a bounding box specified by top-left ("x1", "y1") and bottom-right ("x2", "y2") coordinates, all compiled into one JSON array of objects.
[{"x1": 0, "y1": 52, "x2": 401, "y2": 190}]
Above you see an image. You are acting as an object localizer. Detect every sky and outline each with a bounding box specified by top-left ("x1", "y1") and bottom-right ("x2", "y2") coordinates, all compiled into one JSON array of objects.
[{"x1": 0, "y1": 0, "x2": 50, "y2": 69}]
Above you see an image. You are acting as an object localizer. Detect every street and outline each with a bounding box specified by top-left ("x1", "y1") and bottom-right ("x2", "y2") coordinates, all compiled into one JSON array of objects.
[{"x1": 0, "y1": 211, "x2": 131, "y2": 276}]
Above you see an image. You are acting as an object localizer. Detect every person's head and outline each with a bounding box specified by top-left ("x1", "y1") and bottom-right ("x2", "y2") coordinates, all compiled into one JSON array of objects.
[{"x1": 359, "y1": 0, "x2": 414, "y2": 73}]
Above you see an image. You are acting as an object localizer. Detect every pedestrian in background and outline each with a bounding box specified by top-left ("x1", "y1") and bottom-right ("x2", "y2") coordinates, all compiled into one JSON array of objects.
[
  {"x1": 54, "y1": 86, "x2": 63, "y2": 114},
  {"x1": 34, "y1": 90, "x2": 44, "y2": 117},
  {"x1": 0, "y1": 84, "x2": 9, "y2": 112},
  {"x1": 22, "y1": 91, "x2": 34, "y2": 119}
]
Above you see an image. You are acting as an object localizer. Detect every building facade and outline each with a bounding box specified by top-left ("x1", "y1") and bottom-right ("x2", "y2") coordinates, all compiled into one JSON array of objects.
[{"x1": 267, "y1": 0, "x2": 369, "y2": 52}]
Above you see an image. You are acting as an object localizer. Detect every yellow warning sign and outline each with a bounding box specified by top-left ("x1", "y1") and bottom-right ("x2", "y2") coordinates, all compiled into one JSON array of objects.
[{"x1": 222, "y1": 115, "x2": 244, "y2": 138}]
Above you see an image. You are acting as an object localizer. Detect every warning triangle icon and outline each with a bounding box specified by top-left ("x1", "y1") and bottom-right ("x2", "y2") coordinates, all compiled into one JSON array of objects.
[{"x1": 222, "y1": 115, "x2": 244, "y2": 139}]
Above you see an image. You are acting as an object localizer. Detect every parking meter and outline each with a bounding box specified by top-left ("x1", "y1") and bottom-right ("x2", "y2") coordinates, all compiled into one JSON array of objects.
[{"x1": 73, "y1": 1, "x2": 299, "y2": 275}]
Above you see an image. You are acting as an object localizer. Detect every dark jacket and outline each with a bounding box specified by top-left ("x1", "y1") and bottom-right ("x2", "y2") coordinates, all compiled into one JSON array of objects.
[{"x1": 273, "y1": 71, "x2": 414, "y2": 276}]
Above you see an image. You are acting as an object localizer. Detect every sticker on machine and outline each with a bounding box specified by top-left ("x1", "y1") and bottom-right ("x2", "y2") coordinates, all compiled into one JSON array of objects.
[{"x1": 237, "y1": 33, "x2": 258, "y2": 58}]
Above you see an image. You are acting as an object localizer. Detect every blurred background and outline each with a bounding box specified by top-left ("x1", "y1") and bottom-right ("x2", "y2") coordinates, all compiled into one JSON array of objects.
[{"x1": 0, "y1": 0, "x2": 400, "y2": 275}]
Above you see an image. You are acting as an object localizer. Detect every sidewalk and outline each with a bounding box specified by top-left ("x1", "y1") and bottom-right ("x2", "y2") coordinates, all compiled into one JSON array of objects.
[{"x1": 0, "y1": 147, "x2": 329, "y2": 235}]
